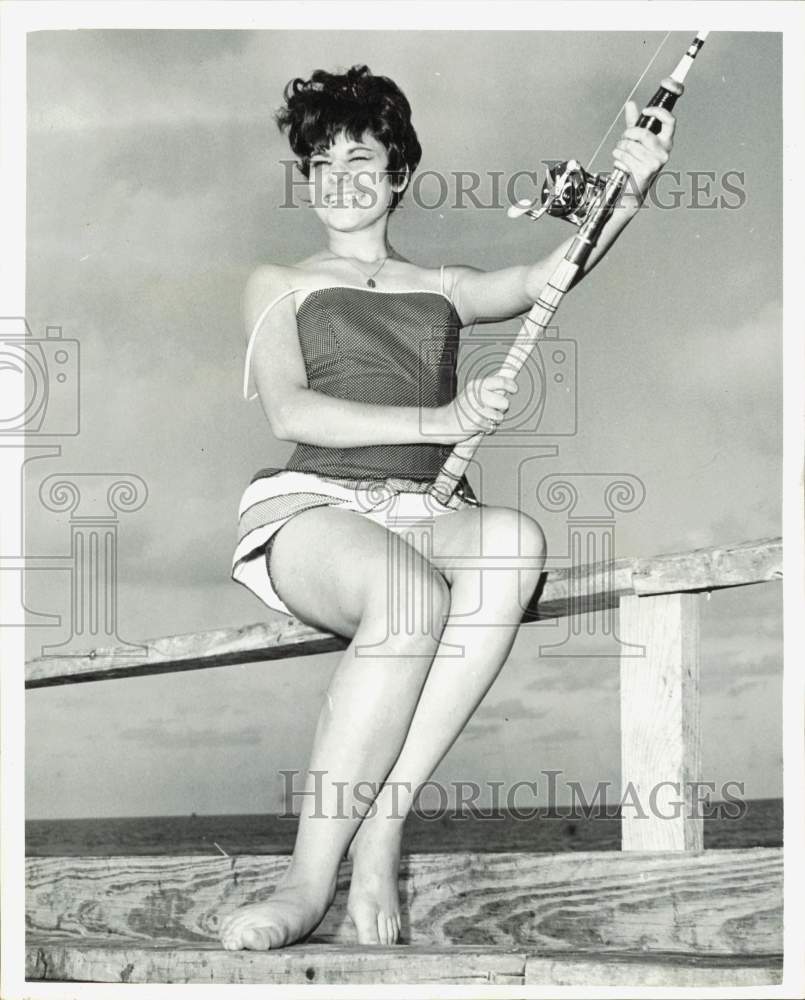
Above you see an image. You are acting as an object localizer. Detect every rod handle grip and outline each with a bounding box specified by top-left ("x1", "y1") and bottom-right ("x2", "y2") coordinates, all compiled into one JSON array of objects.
[{"x1": 638, "y1": 77, "x2": 684, "y2": 134}]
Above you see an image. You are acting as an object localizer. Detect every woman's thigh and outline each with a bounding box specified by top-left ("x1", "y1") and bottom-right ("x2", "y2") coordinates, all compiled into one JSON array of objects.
[{"x1": 267, "y1": 505, "x2": 450, "y2": 639}]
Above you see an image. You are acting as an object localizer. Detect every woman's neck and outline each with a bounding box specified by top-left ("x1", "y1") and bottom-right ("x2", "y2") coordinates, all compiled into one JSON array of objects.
[{"x1": 326, "y1": 226, "x2": 391, "y2": 263}]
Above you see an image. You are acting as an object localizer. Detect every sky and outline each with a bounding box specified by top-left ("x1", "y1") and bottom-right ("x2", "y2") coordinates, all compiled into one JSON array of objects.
[{"x1": 20, "y1": 28, "x2": 783, "y2": 818}]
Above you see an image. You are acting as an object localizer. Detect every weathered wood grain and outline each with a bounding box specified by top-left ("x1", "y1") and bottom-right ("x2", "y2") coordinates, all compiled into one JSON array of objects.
[
  {"x1": 26, "y1": 848, "x2": 782, "y2": 956},
  {"x1": 25, "y1": 537, "x2": 781, "y2": 688},
  {"x1": 630, "y1": 537, "x2": 782, "y2": 596},
  {"x1": 24, "y1": 619, "x2": 348, "y2": 688},
  {"x1": 619, "y1": 593, "x2": 702, "y2": 851},
  {"x1": 24, "y1": 940, "x2": 782, "y2": 986},
  {"x1": 25, "y1": 940, "x2": 528, "y2": 985},
  {"x1": 523, "y1": 952, "x2": 782, "y2": 987}
]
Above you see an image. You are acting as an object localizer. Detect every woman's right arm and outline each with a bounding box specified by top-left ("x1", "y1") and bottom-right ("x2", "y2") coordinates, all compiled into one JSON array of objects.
[{"x1": 245, "y1": 266, "x2": 513, "y2": 446}]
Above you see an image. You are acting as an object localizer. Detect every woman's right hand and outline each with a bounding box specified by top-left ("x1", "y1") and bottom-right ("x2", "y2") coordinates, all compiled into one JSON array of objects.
[{"x1": 435, "y1": 374, "x2": 518, "y2": 444}]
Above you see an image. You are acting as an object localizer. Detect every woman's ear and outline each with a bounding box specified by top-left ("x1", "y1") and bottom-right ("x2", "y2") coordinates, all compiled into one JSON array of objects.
[{"x1": 391, "y1": 165, "x2": 410, "y2": 194}]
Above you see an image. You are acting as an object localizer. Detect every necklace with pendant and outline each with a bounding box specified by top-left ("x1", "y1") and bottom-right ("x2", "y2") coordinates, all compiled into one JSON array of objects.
[{"x1": 345, "y1": 255, "x2": 389, "y2": 288}]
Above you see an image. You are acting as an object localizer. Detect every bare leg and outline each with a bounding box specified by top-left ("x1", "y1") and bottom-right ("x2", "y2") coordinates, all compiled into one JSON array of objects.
[
  {"x1": 345, "y1": 507, "x2": 546, "y2": 944},
  {"x1": 218, "y1": 507, "x2": 451, "y2": 951}
]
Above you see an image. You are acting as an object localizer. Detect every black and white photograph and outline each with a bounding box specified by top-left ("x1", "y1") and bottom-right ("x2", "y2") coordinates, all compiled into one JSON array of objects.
[{"x1": 1, "y1": 2, "x2": 803, "y2": 996}]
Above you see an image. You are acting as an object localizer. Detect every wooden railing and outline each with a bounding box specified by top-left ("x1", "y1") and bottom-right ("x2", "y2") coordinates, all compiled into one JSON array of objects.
[{"x1": 24, "y1": 537, "x2": 784, "y2": 986}]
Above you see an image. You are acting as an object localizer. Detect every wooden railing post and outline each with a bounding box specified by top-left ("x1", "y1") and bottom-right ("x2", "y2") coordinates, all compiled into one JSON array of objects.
[{"x1": 619, "y1": 593, "x2": 702, "y2": 851}]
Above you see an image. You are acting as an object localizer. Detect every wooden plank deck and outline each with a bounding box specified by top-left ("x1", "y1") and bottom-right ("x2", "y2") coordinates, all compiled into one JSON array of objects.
[
  {"x1": 26, "y1": 848, "x2": 782, "y2": 955},
  {"x1": 25, "y1": 537, "x2": 781, "y2": 688},
  {"x1": 25, "y1": 939, "x2": 782, "y2": 986}
]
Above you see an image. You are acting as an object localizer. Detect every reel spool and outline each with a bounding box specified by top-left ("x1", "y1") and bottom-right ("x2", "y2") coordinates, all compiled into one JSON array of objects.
[
  {"x1": 509, "y1": 159, "x2": 609, "y2": 228},
  {"x1": 541, "y1": 160, "x2": 608, "y2": 225}
]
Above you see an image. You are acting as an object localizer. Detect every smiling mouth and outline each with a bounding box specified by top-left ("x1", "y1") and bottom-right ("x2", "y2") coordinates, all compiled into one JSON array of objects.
[{"x1": 324, "y1": 192, "x2": 371, "y2": 208}]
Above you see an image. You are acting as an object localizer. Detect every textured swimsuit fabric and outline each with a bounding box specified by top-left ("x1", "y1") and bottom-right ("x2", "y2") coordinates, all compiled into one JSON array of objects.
[{"x1": 232, "y1": 285, "x2": 483, "y2": 617}]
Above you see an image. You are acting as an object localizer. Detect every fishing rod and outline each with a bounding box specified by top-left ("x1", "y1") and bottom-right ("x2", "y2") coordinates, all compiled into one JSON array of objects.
[{"x1": 429, "y1": 31, "x2": 709, "y2": 507}]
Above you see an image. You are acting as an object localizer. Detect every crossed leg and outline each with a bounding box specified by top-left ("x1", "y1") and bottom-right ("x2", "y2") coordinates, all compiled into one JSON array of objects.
[{"x1": 344, "y1": 504, "x2": 546, "y2": 943}]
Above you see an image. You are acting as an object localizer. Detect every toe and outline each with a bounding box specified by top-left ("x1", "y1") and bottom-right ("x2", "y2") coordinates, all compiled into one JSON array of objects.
[{"x1": 242, "y1": 926, "x2": 277, "y2": 950}]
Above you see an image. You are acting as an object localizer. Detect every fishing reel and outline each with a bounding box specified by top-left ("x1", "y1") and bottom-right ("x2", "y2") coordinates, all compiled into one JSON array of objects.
[{"x1": 508, "y1": 160, "x2": 609, "y2": 228}]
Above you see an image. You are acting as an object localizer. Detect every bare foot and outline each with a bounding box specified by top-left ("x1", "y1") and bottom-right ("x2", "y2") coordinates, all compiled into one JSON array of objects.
[
  {"x1": 346, "y1": 821, "x2": 404, "y2": 945},
  {"x1": 218, "y1": 872, "x2": 336, "y2": 951}
]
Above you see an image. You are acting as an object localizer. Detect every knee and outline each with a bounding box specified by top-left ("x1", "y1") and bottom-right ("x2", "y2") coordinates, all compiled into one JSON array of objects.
[
  {"x1": 482, "y1": 508, "x2": 546, "y2": 559},
  {"x1": 481, "y1": 507, "x2": 546, "y2": 591},
  {"x1": 517, "y1": 511, "x2": 547, "y2": 562}
]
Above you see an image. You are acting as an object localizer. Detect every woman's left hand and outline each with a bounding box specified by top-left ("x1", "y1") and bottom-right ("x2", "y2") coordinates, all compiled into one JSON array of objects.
[{"x1": 612, "y1": 100, "x2": 675, "y2": 199}]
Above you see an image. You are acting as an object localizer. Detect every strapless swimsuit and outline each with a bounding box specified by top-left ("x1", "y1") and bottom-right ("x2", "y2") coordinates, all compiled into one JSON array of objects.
[{"x1": 232, "y1": 266, "x2": 483, "y2": 618}]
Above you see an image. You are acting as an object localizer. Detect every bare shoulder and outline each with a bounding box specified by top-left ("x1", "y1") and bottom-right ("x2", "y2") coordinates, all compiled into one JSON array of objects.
[
  {"x1": 243, "y1": 263, "x2": 294, "y2": 305},
  {"x1": 240, "y1": 264, "x2": 299, "y2": 338},
  {"x1": 243, "y1": 254, "x2": 334, "y2": 303}
]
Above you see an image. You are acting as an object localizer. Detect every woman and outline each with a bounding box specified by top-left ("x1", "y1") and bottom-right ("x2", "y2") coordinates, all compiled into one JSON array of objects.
[{"x1": 222, "y1": 65, "x2": 674, "y2": 950}]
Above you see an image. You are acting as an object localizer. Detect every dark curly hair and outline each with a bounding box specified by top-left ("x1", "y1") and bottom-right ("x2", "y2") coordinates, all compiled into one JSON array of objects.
[{"x1": 275, "y1": 65, "x2": 422, "y2": 211}]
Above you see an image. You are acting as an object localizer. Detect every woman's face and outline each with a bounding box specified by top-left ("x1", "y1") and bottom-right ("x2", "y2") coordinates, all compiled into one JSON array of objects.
[{"x1": 308, "y1": 130, "x2": 404, "y2": 232}]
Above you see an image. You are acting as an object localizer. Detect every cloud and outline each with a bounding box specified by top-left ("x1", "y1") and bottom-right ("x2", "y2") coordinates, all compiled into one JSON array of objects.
[
  {"x1": 523, "y1": 658, "x2": 618, "y2": 694},
  {"x1": 730, "y1": 653, "x2": 782, "y2": 678},
  {"x1": 474, "y1": 697, "x2": 549, "y2": 723},
  {"x1": 704, "y1": 589, "x2": 782, "y2": 642},
  {"x1": 119, "y1": 722, "x2": 264, "y2": 749},
  {"x1": 717, "y1": 654, "x2": 782, "y2": 698},
  {"x1": 102, "y1": 120, "x2": 268, "y2": 200},
  {"x1": 726, "y1": 678, "x2": 766, "y2": 698},
  {"x1": 702, "y1": 643, "x2": 782, "y2": 694},
  {"x1": 28, "y1": 30, "x2": 260, "y2": 133},
  {"x1": 461, "y1": 697, "x2": 549, "y2": 743},
  {"x1": 460, "y1": 722, "x2": 499, "y2": 743},
  {"x1": 540, "y1": 725, "x2": 580, "y2": 744},
  {"x1": 664, "y1": 300, "x2": 782, "y2": 459}
]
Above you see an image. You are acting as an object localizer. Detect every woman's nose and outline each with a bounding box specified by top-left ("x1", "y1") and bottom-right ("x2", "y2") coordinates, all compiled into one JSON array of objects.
[{"x1": 324, "y1": 164, "x2": 351, "y2": 189}]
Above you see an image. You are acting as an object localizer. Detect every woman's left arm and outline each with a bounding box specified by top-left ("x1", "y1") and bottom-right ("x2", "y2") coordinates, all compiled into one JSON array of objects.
[{"x1": 450, "y1": 103, "x2": 675, "y2": 325}]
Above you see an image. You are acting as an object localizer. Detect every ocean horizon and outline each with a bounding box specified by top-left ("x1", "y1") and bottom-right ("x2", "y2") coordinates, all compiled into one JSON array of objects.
[{"x1": 26, "y1": 797, "x2": 783, "y2": 857}]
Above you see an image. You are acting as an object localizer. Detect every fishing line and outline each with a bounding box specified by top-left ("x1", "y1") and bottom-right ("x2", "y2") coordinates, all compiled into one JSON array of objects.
[{"x1": 585, "y1": 31, "x2": 671, "y2": 172}]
